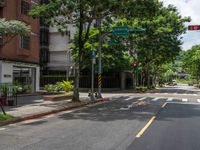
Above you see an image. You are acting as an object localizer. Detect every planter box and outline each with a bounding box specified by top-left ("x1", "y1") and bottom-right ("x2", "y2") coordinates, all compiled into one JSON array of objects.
[{"x1": 43, "y1": 94, "x2": 73, "y2": 101}]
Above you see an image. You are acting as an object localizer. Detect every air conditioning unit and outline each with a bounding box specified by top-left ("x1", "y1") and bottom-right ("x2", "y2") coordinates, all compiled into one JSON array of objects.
[{"x1": 0, "y1": 0, "x2": 6, "y2": 7}]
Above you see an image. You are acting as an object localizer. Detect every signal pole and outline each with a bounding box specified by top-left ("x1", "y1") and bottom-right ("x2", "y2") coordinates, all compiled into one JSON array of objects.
[{"x1": 97, "y1": 18, "x2": 103, "y2": 98}]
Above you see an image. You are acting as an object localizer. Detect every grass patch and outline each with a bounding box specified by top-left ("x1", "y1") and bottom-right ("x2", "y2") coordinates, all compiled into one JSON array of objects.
[{"x1": 0, "y1": 114, "x2": 15, "y2": 121}]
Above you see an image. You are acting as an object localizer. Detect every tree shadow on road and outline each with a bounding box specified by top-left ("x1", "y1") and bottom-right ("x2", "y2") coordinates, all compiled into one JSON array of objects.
[{"x1": 58, "y1": 97, "x2": 164, "y2": 122}]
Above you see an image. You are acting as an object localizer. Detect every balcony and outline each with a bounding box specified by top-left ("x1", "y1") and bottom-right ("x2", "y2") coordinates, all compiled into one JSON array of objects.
[{"x1": 0, "y1": 0, "x2": 6, "y2": 7}]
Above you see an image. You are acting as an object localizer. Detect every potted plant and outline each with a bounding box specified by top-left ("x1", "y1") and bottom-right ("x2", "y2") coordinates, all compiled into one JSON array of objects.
[{"x1": 7, "y1": 85, "x2": 18, "y2": 106}]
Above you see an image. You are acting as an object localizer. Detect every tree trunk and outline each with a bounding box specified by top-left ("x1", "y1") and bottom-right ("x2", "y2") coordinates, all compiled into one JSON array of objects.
[
  {"x1": 72, "y1": 1, "x2": 84, "y2": 102},
  {"x1": 72, "y1": 63, "x2": 80, "y2": 102}
]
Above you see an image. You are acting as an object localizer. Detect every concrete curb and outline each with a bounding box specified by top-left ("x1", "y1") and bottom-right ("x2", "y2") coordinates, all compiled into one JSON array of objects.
[{"x1": 0, "y1": 98, "x2": 110, "y2": 127}]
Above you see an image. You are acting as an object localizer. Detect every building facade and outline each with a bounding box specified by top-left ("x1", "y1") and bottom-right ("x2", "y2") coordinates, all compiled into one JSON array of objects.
[{"x1": 0, "y1": 0, "x2": 40, "y2": 92}]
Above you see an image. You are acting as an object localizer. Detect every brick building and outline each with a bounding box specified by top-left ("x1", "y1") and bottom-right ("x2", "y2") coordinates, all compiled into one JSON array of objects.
[{"x1": 0, "y1": 0, "x2": 40, "y2": 92}]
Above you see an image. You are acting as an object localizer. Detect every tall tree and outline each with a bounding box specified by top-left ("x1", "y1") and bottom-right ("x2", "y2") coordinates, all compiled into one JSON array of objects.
[{"x1": 29, "y1": 0, "x2": 159, "y2": 101}]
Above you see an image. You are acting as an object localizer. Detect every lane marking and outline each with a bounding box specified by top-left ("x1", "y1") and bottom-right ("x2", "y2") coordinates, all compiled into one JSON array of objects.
[
  {"x1": 167, "y1": 102, "x2": 200, "y2": 105},
  {"x1": 197, "y1": 99, "x2": 200, "y2": 103},
  {"x1": 182, "y1": 98, "x2": 188, "y2": 102},
  {"x1": 161, "y1": 103, "x2": 167, "y2": 108},
  {"x1": 136, "y1": 116, "x2": 156, "y2": 138},
  {"x1": 167, "y1": 98, "x2": 173, "y2": 102},
  {"x1": 125, "y1": 97, "x2": 134, "y2": 101},
  {"x1": 0, "y1": 128, "x2": 6, "y2": 131},
  {"x1": 138, "y1": 97, "x2": 146, "y2": 101},
  {"x1": 152, "y1": 98, "x2": 159, "y2": 101}
]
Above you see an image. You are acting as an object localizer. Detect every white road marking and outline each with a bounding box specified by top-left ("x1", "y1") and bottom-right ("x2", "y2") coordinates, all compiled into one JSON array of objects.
[
  {"x1": 0, "y1": 128, "x2": 6, "y2": 131},
  {"x1": 152, "y1": 98, "x2": 159, "y2": 101},
  {"x1": 124, "y1": 97, "x2": 134, "y2": 101},
  {"x1": 167, "y1": 98, "x2": 173, "y2": 102},
  {"x1": 197, "y1": 99, "x2": 200, "y2": 103},
  {"x1": 138, "y1": 97, "x2": 146, "y2": 101},
  {"x1": 120, "y1": 107, "x2": 130, "y2": 110},
  {"x1": 182, "y1": 98, "x2": 188, "y2": 102},
  {"x1": 21, "y1": 118, "x2": 44, "y2": 124}
]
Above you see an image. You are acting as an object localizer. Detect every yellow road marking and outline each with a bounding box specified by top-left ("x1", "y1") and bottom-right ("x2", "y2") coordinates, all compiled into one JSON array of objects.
[{"x1": 136, "y1": 116, "x2": 156, "y2": 138}]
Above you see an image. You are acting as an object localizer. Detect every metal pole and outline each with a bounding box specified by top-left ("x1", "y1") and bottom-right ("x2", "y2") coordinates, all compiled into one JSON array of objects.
[
  {"x1": 91, "y1": 49, "x2": 95, "y2": 101},
  {"x1": 66, "y1": 67, "x2": 69, "y2": 81},
  {"x1": 97, "y1": 18, "x2": 103, "y2": 98}
]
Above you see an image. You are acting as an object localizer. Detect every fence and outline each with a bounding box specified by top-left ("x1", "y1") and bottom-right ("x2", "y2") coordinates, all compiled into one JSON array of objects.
[{"x1": 40, "y1": 75, "x2": 120, "y2": 88}]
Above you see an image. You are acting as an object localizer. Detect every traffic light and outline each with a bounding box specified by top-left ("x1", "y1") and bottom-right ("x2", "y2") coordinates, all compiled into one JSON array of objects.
[{"x1": 188, "y1": 25, "x2": 200, "y2": 30}]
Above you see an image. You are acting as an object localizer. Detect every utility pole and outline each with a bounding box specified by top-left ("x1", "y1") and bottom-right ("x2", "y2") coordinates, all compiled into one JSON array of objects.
[
  {"x1": 97, "y1": 18, "x2": 103, "y2": 98},
  {"x1": 90, "y1": 45, "x2": 96, "y2": 101}
]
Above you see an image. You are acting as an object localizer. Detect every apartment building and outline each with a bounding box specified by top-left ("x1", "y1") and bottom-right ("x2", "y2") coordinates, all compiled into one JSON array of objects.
[{"x1": 0, "y1": 0, "x2": 40, "y2": 92}]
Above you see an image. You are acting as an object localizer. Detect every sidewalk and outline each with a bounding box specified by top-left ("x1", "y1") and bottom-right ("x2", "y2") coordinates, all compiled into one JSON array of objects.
[{"x1": 0, "y1": 94, "x2": 109, "y2": 127}]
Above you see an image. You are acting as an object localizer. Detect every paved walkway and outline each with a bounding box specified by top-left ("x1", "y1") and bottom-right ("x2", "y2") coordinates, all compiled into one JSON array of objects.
[{"x1": 2, "y1": 95, "x2": 91, "y2": 118}]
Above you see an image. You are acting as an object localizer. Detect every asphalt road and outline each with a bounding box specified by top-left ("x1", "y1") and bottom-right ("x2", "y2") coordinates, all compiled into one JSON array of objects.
[
  {"x1": 0, "y1": 85, "x2": 200, "y2": 150},
  {"x1": 127, "y1": 103, "x2": 200, "y2": 150},
  {"x1": 0, "y1": 97, "x2": 164, "y2": 150}
]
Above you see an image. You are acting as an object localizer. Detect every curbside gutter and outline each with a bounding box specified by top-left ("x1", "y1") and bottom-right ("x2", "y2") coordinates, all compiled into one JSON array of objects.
[{"x1": 0, "y1": 98, "x2": 110, "y2": 127}]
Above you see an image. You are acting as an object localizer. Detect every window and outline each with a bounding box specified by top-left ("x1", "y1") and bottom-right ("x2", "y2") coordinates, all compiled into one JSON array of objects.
[
  {"x1": 21, "y1": 36, "x2": 30, "y2": 49},
  {"x1": 21, "y1": 0, "x2": 30, "y2": 15}
]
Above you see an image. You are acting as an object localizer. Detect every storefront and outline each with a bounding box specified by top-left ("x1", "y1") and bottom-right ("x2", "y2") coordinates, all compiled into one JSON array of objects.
[{"x1": 0, "y1": 60, "x2": 40, "y2": 93}]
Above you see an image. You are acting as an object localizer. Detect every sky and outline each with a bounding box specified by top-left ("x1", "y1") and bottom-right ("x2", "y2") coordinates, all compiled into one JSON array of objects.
[{"x1": 163, "y1": 0, "x2": 200, "y2": 50}]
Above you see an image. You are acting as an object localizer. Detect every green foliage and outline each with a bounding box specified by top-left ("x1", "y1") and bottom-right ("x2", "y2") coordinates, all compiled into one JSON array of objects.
[
  {"x1": 0, "y1": 18, "x2": 31, "y2": 45},
  {"x1": 44, "y1": 84, "x2": 54, "y2": 93},
  {"x1": 29, "y1": 0, "x2": 191, "y2": 92},
  {"x1": 0, "y1": 114, "x2": 15, "y2": 121},
  {"x1": 61, "y1": 81, "x2": 74, "y2": 92},
  {"x1": 136, "y1": 87, "x2": 148, "y2": 93},
  {"x1": 44, "y1": 82, "x2": 63, "y2": 94},
  {"x1": 0, "y1": 84, "x2": 9, "y2": 97},
  {"x1": 182, "y1": 45, "x2": 200, "y2": 81}
]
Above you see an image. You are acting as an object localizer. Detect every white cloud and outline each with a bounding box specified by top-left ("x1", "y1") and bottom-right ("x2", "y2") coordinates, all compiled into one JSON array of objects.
[{"x1": 163, "y1": 0, "x2": 200, "y2": 50}]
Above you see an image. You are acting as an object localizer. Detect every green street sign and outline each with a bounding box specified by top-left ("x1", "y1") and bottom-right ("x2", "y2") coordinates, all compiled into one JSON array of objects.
[
  {"x1": 108, "y1": 39, "x2": 120, "y2": 44},
  {"x1": 129, "y1": 27, "x2": 146, "y2": 34},
  {"x1": 112, "y1": 26, "x2": 129, "y2": 37}
]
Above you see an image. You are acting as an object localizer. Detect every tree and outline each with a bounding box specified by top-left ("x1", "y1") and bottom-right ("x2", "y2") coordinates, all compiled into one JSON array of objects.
[
  {"x1": 0, "y1": 19, "x2": 30, "y2": 114},
  {"x1": 29, "y1": 0, "x2": 159, "y2": 101},
  {"x1": 182, "y1": 45, "x2": 200, "y2": 82},
  {"x1": 0, "y1": 18, "x2": 31, "y2": 46},
  {"x1": 121, "y1": 3, "x2": 190, "y2": 87}
]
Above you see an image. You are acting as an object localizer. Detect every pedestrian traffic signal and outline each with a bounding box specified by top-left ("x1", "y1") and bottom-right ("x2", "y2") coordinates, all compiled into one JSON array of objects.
[{"x1": 188, "y1": 25, "x2": 200, "y2": 30}]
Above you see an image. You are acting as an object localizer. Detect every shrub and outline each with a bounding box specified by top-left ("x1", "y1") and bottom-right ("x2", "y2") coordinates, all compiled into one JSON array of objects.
[
  {"x1": 61, "y1": 80, "x2": 74, "y2": 92},
  {"x1": 44, "y1": 84, "x2": 54, "y2": 93},
  {"x1": 44, "y1": 82, "x2": 63, "y2": 94}
]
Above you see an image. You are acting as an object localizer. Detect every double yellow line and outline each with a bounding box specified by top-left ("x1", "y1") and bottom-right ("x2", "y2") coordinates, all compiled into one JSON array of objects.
[{"x1": 135, "y1": 102, "x2": 167, "y2": 138}]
